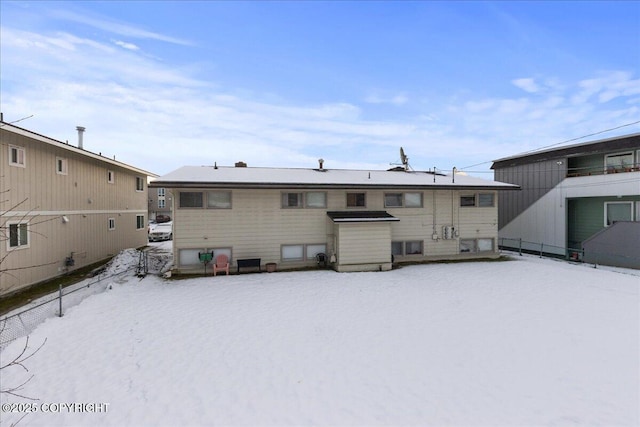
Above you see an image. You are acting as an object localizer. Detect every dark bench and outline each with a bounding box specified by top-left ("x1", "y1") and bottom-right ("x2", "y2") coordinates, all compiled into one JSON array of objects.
[{"x1": 236, "y1": 258, "x2": 261, "y2": 273}]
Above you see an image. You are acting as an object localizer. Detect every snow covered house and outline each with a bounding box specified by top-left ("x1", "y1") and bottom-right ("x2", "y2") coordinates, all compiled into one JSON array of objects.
[
  {"x1": 0, "y1": 120, "x2": 156, "y2": 296},
  {"x1": 150, "y1": 161, "x2": 518, "y2": 274},
  {"x1": 492, "y1": 133, "x2": 640, "y2": 268}
]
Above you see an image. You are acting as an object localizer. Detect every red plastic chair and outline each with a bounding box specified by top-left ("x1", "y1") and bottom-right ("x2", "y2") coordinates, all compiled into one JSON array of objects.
[{"x1": 213, "y1": 254, "x2": 230, "y2": 276}]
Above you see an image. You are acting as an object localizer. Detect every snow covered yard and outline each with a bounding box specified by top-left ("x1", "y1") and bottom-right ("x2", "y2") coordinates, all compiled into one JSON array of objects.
[{"x1": 1, "y1": 252, "x2": 638, "y2": 427}]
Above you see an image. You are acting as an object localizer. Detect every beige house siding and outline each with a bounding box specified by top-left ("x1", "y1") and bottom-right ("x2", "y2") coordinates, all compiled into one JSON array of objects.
[
  {"x1": 170, "y1": 187, "x2": 500, "y2": 273},
  {"x1": 1, "y1": 125, "x2": 152, "y2": 295},
  {"x1": 334, "y1": 222, "x2": 392, "y2": 271}
]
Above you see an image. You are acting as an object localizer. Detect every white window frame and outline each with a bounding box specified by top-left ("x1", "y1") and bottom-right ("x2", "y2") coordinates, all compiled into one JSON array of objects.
[
  {"x1": 56, "y1": 157, "x2": 68, "y2": 175},
  {"x1": 136, "y1": 177, "x2": 144, "y2": 192},
  {"x1": 179, "y1": 191, "x2": 204, "y2": 208},
  {"x1": 460, "y1": 238, "x2": 495, "y2": 253},
  {"x1": 158, "y1": 199, "x2": 166, "y2": 209},
  {"x1": 207, "y1": 191, "x2": 232, "y2": 209},
  {"x1": 391, "y1": 240, "x2": 424, "y2": 256},
  {"x1": 282, "y1": 192, "x2": 304, "y2": 208},
  {"x1": 282, "y1": 244, "x2": 304, "y2": 261},
  {"x1": 9, "y1": 145, "x2": 26, "y2": 168},
  {"x1": 604, "y1": 201, "x2": 633, "y2": 226},
  {"x1": 136, "y1": 215, "x2": 145, "y2": 230},
  {"x1": 158, "y1": 188, "x2": 165, "y2": 197},
  {"x1": 305, "y1": 244, "x2": 327, "y2": 260},
  {"x1": 347, "y1": 192, "x2": 366, "y2": 208},
  {"x1": 107, "y1": 170, "x2": 115, "y2": 183},
  {"x1": 305, "y1": 192, "x2": 327, "y2": 208},
  {"x1": 7, "y1": 221, "x2": 29, "y2": 250},
  {"x1": 108, "y1": 218, "x2": 116, "y2": 231}
]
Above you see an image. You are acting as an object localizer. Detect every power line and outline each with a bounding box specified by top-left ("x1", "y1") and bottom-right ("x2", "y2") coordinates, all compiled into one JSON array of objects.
[{"x1": 460, "y1": 120, "x2": 640, "y2": 170}]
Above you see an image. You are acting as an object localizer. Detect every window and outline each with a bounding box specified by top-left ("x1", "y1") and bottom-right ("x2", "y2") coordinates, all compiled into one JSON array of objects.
[
  {"x1": 460, "y1": 195, "x2": 476, "y2": 207},
  {"x1": 391, "y1": 240, "x2": 423, "y2": 256},
  {"x1": 478, "y1": 193, "x2": 494, "y2": 207},
  {"x1": 180, "y1": 192, "x2": 203, "y2": 208},
  {"x1": 605, "y1": 152, "x2": 634, "y2": 173},
  {"x1": 56, "y1": 157, "x2": 68, "y2": 175},
  {"x1": 306, "y1": 244, "x2": 327, "y2": 260},
  {"x1": 107, "y1": 170, "x2": 115, "y2": 183},
  {"x1": 158, "y1": 188, "x2": 165, "y2": 197},
  {"x1": 384, "y1": 193, "x2": 403, "y2": 207},
  {"x1": 605, "y1": 202, "x2": 633, "y2": 226},
  {"x1": 405, "y1": 241, "x2": 423, "y2": 255},
  {"x1": 158, "y1": 199, "x2": 166, "y2": 209},
  {"x1": 405, "y1": 193, "x2": 423, "y2": 208},
  {"x1": 282, "y1": 193, "x2": 303, "y2": 208},
  {"x1": 207, "y1": 191, "x2": 231, "y2": 208},
  {"x1": 384, "y1": 192, "x2": 423, "y2": 208},
  {"x1": 108, "y1": 218, "x2": 115, "y2": 230},
  {"x1": 136, "y1": 177, "x2": 144, "y2": 191},
  {"x1": 282, "y1": 245, "x2": 304, "y2": 261},
  {"x1": 8, "y1": 222, "x2": 29, "y2": 249},
  {"x1": 347, "y1": 192, "x2": 366, "y2": 207},
  {"x1": 306, "y1": 192, "x2": 327, "y2": 208},
  {"x1": 9, "y1": 145, "x2": 25, "y2": 167},
  {"x1": 460, "y1": 238, "x2": 494, "y2": 253},
  {"x1": 136, "y1": 215, "x2": 145, "y2": 230},
  {"x1": 461, "y1": 193, "x2": 494, "y2": 207}
]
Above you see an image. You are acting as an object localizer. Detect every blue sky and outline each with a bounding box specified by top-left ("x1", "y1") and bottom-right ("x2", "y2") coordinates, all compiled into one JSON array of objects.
[{"x1": 1, "y1": 1, "x2": 639, "y2": 176}]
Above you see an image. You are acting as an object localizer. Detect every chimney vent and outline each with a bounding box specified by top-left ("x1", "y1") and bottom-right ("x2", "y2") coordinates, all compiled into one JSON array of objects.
[
  {"x1": 235, "y1": 161, "x2": 247, "y2": 168},
  {"x1": 318, "y1": 158, "x2": 324, "y2": 170},
  {"x1": 76, "y1": 126, "x2": 86, "y2": 149}
]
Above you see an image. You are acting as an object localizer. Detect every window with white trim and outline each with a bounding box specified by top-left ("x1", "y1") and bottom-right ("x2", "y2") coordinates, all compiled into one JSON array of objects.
[
  {"x1": 136, "y1": 215, "x2": 145, "y2": 230},
  {"x1": 282, "y1": 192, "x2": 303, "y2": 208},
  {"x1": 8, "y1": 222, "x2": 29, "y2": 249},
  {"x1": 347, "y1": 192, "x2": 366, "y2": 208},
  {"x1": 282, "y1": 244, "x2": 304, "y2": 261},
  {"x1": 9, "y1": 145, "x2": 25, "y2": 167},
  {"x1": 391, "y1": 240, "x2": 423, "y2": 255},
  {"x1": 460, "y1": 238, "x2": 494, "y2": 253},
  {"x1": 384, "y1": 192, "x2": 423, "y2": 208},
  {"x1": 306, "y1": 244, "x2": 327, "y2": 260},
  {"x1": 207, "y1": 191, "x2": 232, "y2": 208},
  {"x1": 158, "y1": 199, "x2": 166, "y2": 209},
  {"x1": 461, "y1": 193, "x2": 494, "y2": 207},
  {"x1": 605, "y1": 202, "x2": 633, "y2": 226},
  {"x1": 108, "y1": 218, "x2": 116, "y2": 230},
  {"x1": 180, "y1": 192, "x2": 203, "y2": 208},
  {"x1": 56, "y1": 157, "x2": 68, "y2": 175},
  {"x1": 306, "y1": 192, "x2": 327, "y2": 208},
  {"x1": 108, "y1": 170, "x2": 115, "y2": 183},
  {"x1": 158, "y1": 188, "x2": 165, "y2": 197},
  {"x1": 136, "y1": 177, "x2": 144, "y2": 191}
]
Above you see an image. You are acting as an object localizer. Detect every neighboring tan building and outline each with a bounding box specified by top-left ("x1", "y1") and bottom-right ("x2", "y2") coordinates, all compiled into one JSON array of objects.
[
  {"x1": 147, "y1": 184, "x2": 173, "y2": 222},
  {"x1": 492, "y1": 133, "x2": 640, "y2": 268},
  {"x1": 0, "y1": 121, "x2": 156, "y2": 295},
  {"x1": 150, "y1": 161, "x2": 518, "y2": 274}
]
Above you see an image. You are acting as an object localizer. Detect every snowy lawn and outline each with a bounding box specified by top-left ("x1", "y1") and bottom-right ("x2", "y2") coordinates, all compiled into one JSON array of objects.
[{"x1": 1, "y1": 252, "x2": 638, "y2": 426}]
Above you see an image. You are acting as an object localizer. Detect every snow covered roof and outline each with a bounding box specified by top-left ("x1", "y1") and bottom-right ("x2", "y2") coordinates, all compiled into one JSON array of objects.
[{"x1": 151, "y1": 165, "x2": 519, "y2": 190}]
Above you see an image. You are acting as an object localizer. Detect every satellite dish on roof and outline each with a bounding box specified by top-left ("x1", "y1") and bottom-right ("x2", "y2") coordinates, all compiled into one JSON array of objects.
[{"x1": 400, "y1": 147, "x2": 409, "y2": 170}]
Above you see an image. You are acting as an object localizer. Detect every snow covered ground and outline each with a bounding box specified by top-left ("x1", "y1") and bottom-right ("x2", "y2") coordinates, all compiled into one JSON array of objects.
[{"x1": 1, "y1": 244, "x2": 638, "y2": 426}]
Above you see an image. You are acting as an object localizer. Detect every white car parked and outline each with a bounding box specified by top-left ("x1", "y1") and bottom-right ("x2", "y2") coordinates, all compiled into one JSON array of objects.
[{"x1": 148, "y1": 222, "x2": 173, "y2": 242}]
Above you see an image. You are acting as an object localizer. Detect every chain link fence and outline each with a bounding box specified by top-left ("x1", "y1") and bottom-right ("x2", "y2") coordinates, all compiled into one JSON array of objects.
[{"x1": 0, "y1": 246, "x2": 173, "y2": 350}]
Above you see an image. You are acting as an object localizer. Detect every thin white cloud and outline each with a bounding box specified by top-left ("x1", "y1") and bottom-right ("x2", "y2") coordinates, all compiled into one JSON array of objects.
[
  {"x1": 512, "y1": 78, "x2": 540, "y2": 93},
  {"x1": 51, "y1": 9, "x2": 193, "y2": 46},
  {"x1": 364, "y1": 92, "x2": 409, "y2": 106},
  {"x1": 113, "y1": 40, "x2": 140, "y2": 51}
]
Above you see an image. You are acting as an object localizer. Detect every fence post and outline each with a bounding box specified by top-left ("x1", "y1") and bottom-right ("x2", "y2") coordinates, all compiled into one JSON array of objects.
[
  {"x1": 540, "y1": 243, "x2": 544, "y2": 258},
  {"x1": 58, "y1": 284, "x2": 63, "y2": 317},
  {"x1": 519, "y1": 238, "x2": 522, "y2": 256}
]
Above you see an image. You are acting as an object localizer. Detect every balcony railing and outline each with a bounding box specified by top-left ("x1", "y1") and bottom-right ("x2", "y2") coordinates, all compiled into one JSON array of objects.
[{"x1": 566, "y1": 163, "x2": 640, "y2": 178}]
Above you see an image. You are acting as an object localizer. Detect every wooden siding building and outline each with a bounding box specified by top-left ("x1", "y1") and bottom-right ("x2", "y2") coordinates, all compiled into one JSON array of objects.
[
  {"x1": 1, "y1": 121, "x2": 155, "y2": 295},
  {"x1": 151, "y1": 163, "x2": 518, "y2": 274}
]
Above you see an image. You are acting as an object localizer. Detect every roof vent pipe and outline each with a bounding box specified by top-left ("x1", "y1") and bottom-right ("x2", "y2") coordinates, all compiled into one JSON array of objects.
[
  {"x1": 76, "y1": 126, "x2": 86, "y2": 149},
  {"x1": 318, "y1": 158, "x2": 324, "y2": 170}
]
